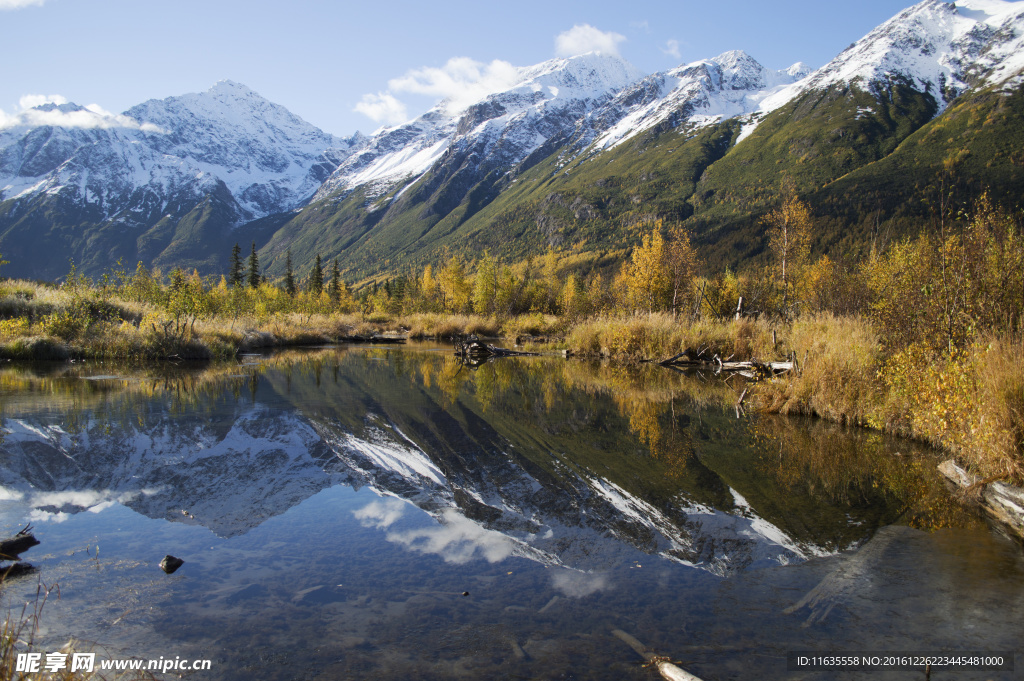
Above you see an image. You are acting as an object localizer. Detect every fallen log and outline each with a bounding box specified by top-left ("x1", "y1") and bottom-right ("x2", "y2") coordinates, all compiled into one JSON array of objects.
[
  {"x1": 0, "y1": 525, "x2": 39, "y2": 561},
  {"x1": 659, "y1": 352, "x2": 793, "y2": 377},
  {"x1": 340, "y1": 335, "x2": 406, "y2": 344},
  {"x1": 612, "y1": 629, "x2": 704, "y2": 681},
  {"x1": 938, "y1": 460, "x2": 1024, "y2": 539},
  {"x1": 784, "y1": 526, "x2": 903, "y2": 627}
]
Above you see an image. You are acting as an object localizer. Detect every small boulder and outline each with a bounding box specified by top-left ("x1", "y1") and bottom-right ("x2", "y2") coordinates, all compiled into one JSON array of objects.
[{"x1": 159, "y1": 555, "x2": 184, "y2": 574}]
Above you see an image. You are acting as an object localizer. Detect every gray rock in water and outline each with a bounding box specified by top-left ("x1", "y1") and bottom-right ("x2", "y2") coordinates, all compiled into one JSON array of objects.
[{"x1": 159, "y1": 555, "x2": 184, "y2": 574}]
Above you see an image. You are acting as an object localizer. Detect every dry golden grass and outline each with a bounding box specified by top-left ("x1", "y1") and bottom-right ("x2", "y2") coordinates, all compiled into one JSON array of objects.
[
  {"x1": 564, "y1": 313, "x2": 777, "y2": 361},
  {"x1": 399, "y1": 313, "x2": 503, "y2": 339},
  {"x1": 975, "y1": 337, "x2": 1024, "y2": 480},
  {"x1": 757, "y1": 314, "x2": 883, "y2": 426}
]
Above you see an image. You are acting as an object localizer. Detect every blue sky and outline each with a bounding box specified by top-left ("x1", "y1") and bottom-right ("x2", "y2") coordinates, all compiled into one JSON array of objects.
[{"x1": 3, "y1": 0, "x2": 923, "y2": 137}]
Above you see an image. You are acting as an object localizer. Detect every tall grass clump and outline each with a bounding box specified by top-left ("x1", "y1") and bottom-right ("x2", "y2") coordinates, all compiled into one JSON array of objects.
[{"x1": 757, "y1": 314, "x2": 882, "y2": 426}]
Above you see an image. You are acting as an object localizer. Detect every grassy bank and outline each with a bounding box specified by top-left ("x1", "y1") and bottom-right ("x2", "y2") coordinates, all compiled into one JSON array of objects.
[
  {"x1": 0, "y1": 279, "x2": 562, "y2": 361},
  {"x1": 0, "y1": 275, "x2": 1020, "y2": 484},
  {"x1": 561, "y1": 312, "x2": 1024, "y2": 484}
]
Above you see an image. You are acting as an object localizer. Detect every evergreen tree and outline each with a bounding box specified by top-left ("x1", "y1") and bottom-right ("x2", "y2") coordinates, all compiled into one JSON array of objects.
[
  {"x1": 229, "y1": 243, "x2": 244, "y2": 289},
  {"x1": 284, "y1": 249, "x2": 297, "y2": 296},
  {"x1": 328, "y1": 259, "x2": 342, "y2": 301},
  {"x1": 247, "y1": 242, "x2": 260, "y2": 289},
  {"x1": 308, "y1": 254, "x2": 324, "y2": 295}
]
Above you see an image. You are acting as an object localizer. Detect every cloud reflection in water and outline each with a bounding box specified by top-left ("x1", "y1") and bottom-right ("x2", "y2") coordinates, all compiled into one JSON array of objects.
[{"x1": 383, "y1": 508, "x2": 515, "y2": 564}]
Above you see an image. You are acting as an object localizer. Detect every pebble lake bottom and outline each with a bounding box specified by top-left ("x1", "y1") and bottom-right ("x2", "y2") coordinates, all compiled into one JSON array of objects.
[{"x1": 0, "y1": 345, "x2": 1019, "y2": 680}]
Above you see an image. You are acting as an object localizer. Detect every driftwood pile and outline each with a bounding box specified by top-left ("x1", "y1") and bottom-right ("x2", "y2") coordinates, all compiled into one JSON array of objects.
[
  {"x1": 657, "y1": 345, "x2": 794, "y2": 381},
  {"x1": 454, "y1": 336, "x2": 538, "y2": 366},
  {"x1": 0, "y1": 524, "x2": 39, "y2": 578}
]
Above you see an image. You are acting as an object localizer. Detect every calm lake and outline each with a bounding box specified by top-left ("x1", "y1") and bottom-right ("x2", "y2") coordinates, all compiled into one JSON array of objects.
[{"x1": 0, "y1": 344, "x2": 1020, "y2": 680}]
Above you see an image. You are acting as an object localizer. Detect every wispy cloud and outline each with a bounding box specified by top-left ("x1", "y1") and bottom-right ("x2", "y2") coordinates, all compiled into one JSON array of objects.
[
  {"x1": 662, "y1": 39, "x2": 682, "y2": 60},
  {"x1": 555, "y1": 24, "x2": 626, "y2": 58},
  {"x1": 19, "y1": 94, "x2": 67, "y2": 109},
  {"x1": 0, "y1": 0, "x2": 45, "y2": 9},
  {"x1": 354, "y1": 92, "x2": 409, "y2": 126},
  {"x1": 389, "y1": 57, "x2": 522, "y2": 112},
  {"x1": 353, "y1": 498, "x2": 407, "y2": 529},
  {"x1": 354, "y1": 56, "x2": 525, "y2": 125}
]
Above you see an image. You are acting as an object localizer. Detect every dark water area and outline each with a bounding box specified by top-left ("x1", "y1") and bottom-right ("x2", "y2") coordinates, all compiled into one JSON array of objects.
[{"x1": 0, "y1": 344, "x2": 1020, "y2": 680}]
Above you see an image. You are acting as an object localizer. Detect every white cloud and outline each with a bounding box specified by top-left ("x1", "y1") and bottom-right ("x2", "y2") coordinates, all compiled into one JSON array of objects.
[
  {"x1": 551, "y1": 569, "x2": 610, "y2": 598},
  {"x1": 555, "y1": 24, "x2": 626, "y2": 58},
  {"x1": 0, "y1": 0, "x2": 45, "y2": 9},
  {"x1": 662, "y1": 39, "x2": 682, "y2": 60},
  {"x1": 355, "y1": 56, "x2": 525, "y2": 125},
  {"x1": 354, "y1": 92, "x2": 409, "y2": 126},
  {"x1": 389, "y1": 57, "x2": 522, "y2": 114}
]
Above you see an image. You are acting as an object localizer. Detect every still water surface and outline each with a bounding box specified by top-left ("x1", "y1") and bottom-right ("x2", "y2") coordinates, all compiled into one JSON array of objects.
[{"x1": 0, "y1": 344, "x2": 1020, "y2": 680}]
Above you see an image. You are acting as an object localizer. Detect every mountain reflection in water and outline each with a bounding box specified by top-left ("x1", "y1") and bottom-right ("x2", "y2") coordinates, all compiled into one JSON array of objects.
[{"x1": 0, "y1": 346, "x2": 1018, "y2": 681}]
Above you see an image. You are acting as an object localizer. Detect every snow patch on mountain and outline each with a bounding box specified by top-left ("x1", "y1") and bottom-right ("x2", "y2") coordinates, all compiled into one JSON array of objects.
[{"x1": 591, "y1": 50, "x2": 811, "y2": 151}]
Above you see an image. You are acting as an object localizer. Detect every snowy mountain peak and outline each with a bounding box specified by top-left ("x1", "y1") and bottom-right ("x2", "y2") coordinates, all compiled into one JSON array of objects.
[
  {"x1": 208, "y1": 79, "x2": 259, "y2": 96},
  {"x1": 0, "y1": 81, "x2": 364, "y2": 226},
  {"x1": 786, "y1": 0, "x2": 1024, "y2": 111},
  {"x1": 33, "y1": 101, "x2": 89, "y2": 115},
  {"x1": 519, "y1": 52, "x2": 646, "y2": 96},
  {"x1": 784, "y1": 62, "x2": 813, "y2": 78}
]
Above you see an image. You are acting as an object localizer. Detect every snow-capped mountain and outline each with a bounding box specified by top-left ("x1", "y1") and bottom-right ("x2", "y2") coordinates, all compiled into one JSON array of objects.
[
  {"x1": 314, "y1": 52, "x2": 645, "y2": 201},
  {"x1": 3, "y1": 0, "x2": 1024, "y2": 281},
  {"x1": 125, "y1": 81, "x2": 365, "y2": 215},
  {"x1": 0, "y1": 81, "x2": 364, "y2": 227}
]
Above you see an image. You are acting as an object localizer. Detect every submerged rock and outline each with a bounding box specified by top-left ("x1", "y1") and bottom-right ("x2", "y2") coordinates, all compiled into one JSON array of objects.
[{"x1": 160, "y1": 555, "x2": 185, "y2": 574}]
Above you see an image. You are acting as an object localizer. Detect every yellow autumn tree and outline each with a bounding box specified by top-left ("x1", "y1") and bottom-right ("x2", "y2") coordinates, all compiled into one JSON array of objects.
[
  {"x1": 762, "y1": 181, "x2": 813, "y2": 313},
  {"x1": 620, "y1": 228, "x2": 669, "y2": 313},
  {"x1": 420, "y1": 263, "x2": 440, "y2": 312},
  {"x1": 664, "y1": 224, "x2": 699, "y2": 317}
]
